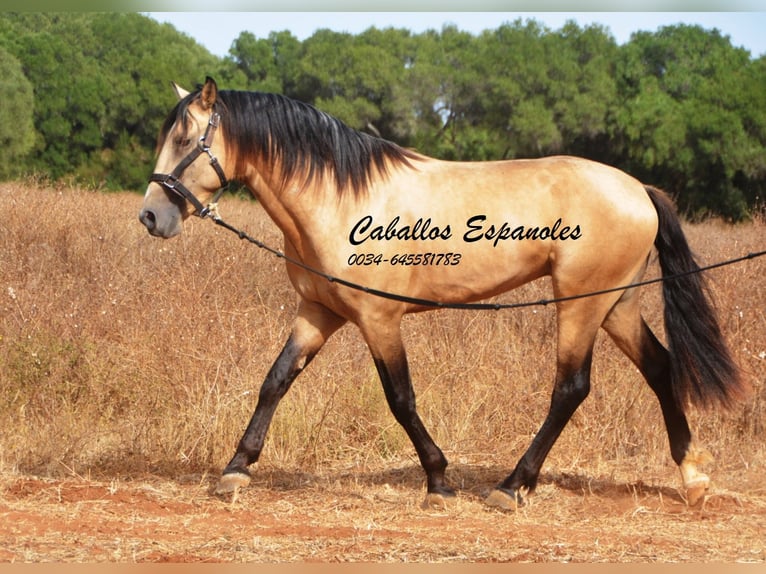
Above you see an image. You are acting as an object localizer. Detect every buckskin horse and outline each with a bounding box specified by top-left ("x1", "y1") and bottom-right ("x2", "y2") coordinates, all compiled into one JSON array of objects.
[{"x1": 139, "y1": 77, "x2": 745, "y2": 510}]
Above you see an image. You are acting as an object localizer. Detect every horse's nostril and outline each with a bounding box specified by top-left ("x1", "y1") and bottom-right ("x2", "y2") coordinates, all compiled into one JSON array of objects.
[{"x1": 139, "y1": 209, "x2": 156, "y2": 230}]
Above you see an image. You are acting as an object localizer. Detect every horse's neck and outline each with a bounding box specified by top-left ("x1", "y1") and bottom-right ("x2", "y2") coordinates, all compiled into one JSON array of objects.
[
  {"x1": 237, "y1": 163, "x2": 291, "y2": 238},
  {"x1": 244, "y1": 168, "x2": 334, "y2": 260}
]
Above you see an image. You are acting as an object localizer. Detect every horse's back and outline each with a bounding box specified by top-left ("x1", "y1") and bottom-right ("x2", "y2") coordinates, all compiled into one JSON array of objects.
[{"x1": 407, "y1": 154, "x2": 658, "y2": 261}]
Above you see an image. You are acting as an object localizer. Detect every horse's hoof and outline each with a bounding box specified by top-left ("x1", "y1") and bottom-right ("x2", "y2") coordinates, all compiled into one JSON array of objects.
[
  {"x1": 685, "y1": 476, "x2": 710, "y2": 507},
  {"x1": 420, "y1": 483, "x2": 457, "y2": 510},
  {"x1": 485, "y1": 488, "x2": 523, "y2": 511},
  {"x1": 215, "y1": 472, "x2": 251, "y2": 495},
  {"x1": 679, "y1": 446, "x2": 712, "y2": 507},
  {"x1": 421, "y1": 492, "x2": 449, "y2": 510}
]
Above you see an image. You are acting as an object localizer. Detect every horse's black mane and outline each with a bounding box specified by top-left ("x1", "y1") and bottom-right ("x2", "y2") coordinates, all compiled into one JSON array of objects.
[{"x1": 159, "y1": 87, "x2": 418, "y2": 196}]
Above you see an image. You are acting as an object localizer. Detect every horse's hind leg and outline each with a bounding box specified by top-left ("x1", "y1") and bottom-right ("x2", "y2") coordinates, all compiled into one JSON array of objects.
[
  {"x1": 601, "y1": 293, "x2": 709, "y2": 505},
  {"x1": 487, "y1": 298, "x2": 604, "y2": 511},
  {"x1": 216, "y1": 300, "x2": 346, "y2": 495}
]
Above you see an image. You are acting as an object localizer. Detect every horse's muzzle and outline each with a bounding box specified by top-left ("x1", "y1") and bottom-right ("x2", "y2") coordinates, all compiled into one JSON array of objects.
[{"x1": 138, "y1": 206, "x2": 182, "y2": 238}]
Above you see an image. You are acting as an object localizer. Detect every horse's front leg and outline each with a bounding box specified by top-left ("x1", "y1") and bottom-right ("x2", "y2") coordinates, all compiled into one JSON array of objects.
[
  {"x1": 215, "y1": 300, "x2": 346, "y2": 494},
  {"x1": 359, "y1": 316, "x2": 455, "y2": 509}
]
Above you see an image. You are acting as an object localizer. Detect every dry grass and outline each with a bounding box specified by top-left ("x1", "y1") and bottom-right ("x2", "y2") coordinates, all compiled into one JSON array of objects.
[{"x1": 0, "y1": 181, "x2": 764, "y2": 562}]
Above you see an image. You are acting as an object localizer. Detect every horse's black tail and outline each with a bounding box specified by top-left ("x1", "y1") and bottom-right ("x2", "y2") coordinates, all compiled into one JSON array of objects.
[{"x1": 645, "y1": 185, "x2": 747, "y2": 411}]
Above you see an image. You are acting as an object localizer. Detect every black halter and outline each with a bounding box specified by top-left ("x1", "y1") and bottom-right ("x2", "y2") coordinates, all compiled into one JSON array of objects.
[{"x1": 148, "y1": 111, "x2": 228, "y2": 218}]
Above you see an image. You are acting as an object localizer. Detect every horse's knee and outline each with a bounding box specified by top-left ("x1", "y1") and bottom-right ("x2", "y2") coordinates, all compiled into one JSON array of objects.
[
  {"x1": 557, "y1": 373, "x2": 590, "y2": 403},
  {"x1": 387, "y1": 391, "x2": 417, "y2": 424},
  {"x1": 552, "y1": 360, "x2": 592, "y2": 409}
]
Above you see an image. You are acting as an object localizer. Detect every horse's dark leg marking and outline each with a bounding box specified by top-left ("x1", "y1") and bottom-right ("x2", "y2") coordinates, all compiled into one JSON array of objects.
[
  {"x1": 485, "y1": 290, "x2": 612, "y2": 511},
  {"x1": 489, "y1": 351, "x2": 594, "y2": 509},
  {"x1": 360, "y1": 318, "x2": 453, "y2": 501},
  {"x1": 611, "y1": 318, "x2": 692, "y2": 465},
  {"x1": 216, "y1": 302, "x2": 345, "y2": 494},
  {"x1": 603, "y1": 305, "x2": 707, "y2": 503},
  {"x1": 221, "y1": 334, "x2": 310, "y2": 479},
  {"x1": 372, "y1": 352, "x2": 454, "y2": 498}
]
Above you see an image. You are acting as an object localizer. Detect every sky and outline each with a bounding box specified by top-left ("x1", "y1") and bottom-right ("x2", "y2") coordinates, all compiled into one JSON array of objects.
[{"x1": 146, "y1": 11, "x2": 766, "y2": 59}]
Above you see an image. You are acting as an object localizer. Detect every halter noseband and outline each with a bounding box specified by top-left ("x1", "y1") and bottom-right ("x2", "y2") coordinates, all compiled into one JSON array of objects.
[{"x1": 148, "y1": 111, "x2": 228, "y2": 218}]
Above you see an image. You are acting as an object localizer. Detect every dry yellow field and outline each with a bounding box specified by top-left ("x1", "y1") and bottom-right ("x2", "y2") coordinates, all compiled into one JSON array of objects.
[{"x1": 0, "y1": 182, "x2": 764, "y2": 562}]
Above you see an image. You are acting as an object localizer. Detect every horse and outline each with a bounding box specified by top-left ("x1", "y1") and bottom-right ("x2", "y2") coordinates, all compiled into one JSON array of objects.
[{"x1": 139, "y1": 77, "x2": 746, "y2": 510}]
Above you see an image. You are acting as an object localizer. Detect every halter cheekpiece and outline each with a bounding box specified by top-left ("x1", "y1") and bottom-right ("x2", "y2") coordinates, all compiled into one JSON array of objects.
[{"x1": 148, "y1": 111, "x2": 228, "y2": 218}]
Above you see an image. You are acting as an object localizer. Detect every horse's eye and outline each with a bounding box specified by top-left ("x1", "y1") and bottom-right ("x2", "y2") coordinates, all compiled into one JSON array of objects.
[{"x1": 174, "y1": 136, "x2": 192, "y2": 147}]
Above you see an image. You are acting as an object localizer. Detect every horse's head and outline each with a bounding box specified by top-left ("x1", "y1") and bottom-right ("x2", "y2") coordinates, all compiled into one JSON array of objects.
[{"x1": 139, "y1": 77, "x2": 229, "y2": 238}]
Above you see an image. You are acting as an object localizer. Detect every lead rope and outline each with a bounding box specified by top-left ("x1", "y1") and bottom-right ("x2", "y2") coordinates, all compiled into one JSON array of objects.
[{"x1": 206, "y1": 208, "x2": 766, "y2": 311}]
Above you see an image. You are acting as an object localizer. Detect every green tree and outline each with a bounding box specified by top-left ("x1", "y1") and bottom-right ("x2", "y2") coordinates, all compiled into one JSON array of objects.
[
  {"x1": 299, "y1": 28, "x2": 410, "y2": 138},
  {"x1": 476, "y1": 20, "x2": 618, "y2": 160},
  {"x1": 87, "y1": 13, "x2": 222, "y2": 189},
  {"x1": 406, "y1": 25, "x2": 489, "y2": 159},
  {"x1": 736, "y1": 55, "x2": 766, "y2": 208},
  {"x1": 614, "y1": 25, "x2": 762, "y2": 219},
  {"x1": 7, "y1": 15, "x2": 107, "y2": 179},
  {"x1": 353, "y1": 26, "x2": 418, "y2": 143},
  {"x1": 1, "y1": 13, "x2": 224, "y2": 189},
  {"x1": 0, "y1": 46, "x2": 35, "y2": 178},
  {"x1": 547, "y1": 22, "x2": 619, "y2": 159},
  {"x1": 1, "y1": 13, "x2": 763, "y2": 217},
  {"x1": 225, "y1": 30, "x2": 281, "y2": 91},
  {"x1": 224, "y1": 30, "x2": 302, "y2": 95},
  {"x1": 478, "y1": 20, "x2": 558, "y2": 158}
]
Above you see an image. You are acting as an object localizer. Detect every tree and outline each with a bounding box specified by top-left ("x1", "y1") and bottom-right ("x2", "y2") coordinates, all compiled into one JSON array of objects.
[
  {"x1": 0, "y1": 13, "x2": 763, "y2": 218},
  {"x1": 475, "y1": 20, "x2": 618, "y2": 161},
  {"x1": 406, "y1": 25, "x2": 490, "y2": 159},
  {"x1": 0, "y1": 13, "x2": 224, "y2": 190},
  {"x1": 298, "y1": 28, "x2": 400, "y2": 137},
  {"x1": 87, "y1": 13, "x2": 222, "y2": 189},
  {"x1": 614, "y1": 25, "x2": 763, "y2": 219},
  {"x1": 224, "y1": 30, "x2": 302, "y2": 95},
  {"x1": 547, "y1": 21, "x2": 619, "y2": 159},
  {"x1": 0, "y1": 46, "x2": 35, "y2": 178},
  {"x1": 5, "y1": 15, "x2": 107, "y2": 179}
]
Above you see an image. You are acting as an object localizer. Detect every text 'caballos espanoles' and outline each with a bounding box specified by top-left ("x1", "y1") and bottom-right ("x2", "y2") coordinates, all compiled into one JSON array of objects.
[{"x1": 348, "y1": 215, "x2": 582, "y2": 247}]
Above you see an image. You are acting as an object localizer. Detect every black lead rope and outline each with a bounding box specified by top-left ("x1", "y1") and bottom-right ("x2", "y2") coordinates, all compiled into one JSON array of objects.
[{"x1": 208, "y1": 213, "x2": 766, "y2": 311}]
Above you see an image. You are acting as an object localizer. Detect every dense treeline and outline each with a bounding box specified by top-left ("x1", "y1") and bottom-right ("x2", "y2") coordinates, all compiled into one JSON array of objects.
[{"x1": 1, "y1": 13, "x2": 764, "y2": 219}]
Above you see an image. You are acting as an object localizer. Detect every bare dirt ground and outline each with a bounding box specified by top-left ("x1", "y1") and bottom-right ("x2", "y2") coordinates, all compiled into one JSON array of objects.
[{"x1": 1, "y1": 461, "x2": 765, "y2": 563}]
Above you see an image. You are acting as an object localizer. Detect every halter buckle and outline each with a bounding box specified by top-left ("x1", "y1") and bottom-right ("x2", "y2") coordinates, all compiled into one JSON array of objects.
[{"x1": 162, "y1": 173, "x2": 180, "y2": 190}]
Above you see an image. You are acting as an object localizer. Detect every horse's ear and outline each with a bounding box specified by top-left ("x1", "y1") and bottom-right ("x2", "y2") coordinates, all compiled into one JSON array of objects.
[
  {"x1": 171, "y1": 82, "x2": 190, "y2": 100},
  {"x1": 201, "y1": 76, "x2": 218, "y2": 110}
]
